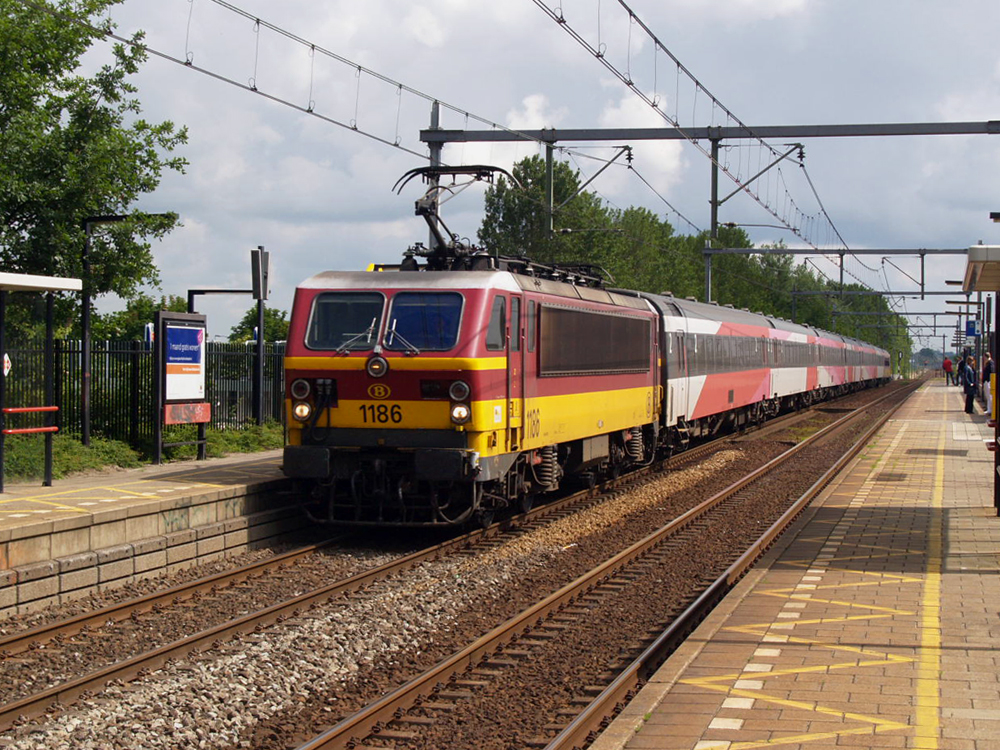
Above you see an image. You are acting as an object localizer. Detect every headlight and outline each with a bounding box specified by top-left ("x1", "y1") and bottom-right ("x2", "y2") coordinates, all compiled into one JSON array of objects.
[
  {"x1": 292, "y1": 402, "x2": 313, "y2": 422},
  {"x1": 290, "y1": 378, "x2": 311, "y2": 399},
  {"x1": 366, "y1": 356, "x2": 389, "y2": 378},
  {"x1": 450, "y1": 403, "x2": 471, "y2": 424},
  {"x1": 448, "y1": 380, "x2": 471, "y2": 401}
]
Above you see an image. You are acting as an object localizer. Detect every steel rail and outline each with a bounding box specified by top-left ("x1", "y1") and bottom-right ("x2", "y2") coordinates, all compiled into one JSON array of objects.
[
  {"x1": 292, "y1": 382, "x2": 914, "y2": 750},
  {"x1": 0, "y1": 474, "x2": 620, "y2": 728},
  {"x1": 0, "y1": 538, "x2": 340, "y2": 657},
  {"x1": 0, "y1": 397, "x2": 807, "y2": 658},
  {"x1": 543, "y1": 379, "x2": 921, "y2": 750},
  {"x1": 0, "y1": 382, "x2": 897, "y2": 730}
]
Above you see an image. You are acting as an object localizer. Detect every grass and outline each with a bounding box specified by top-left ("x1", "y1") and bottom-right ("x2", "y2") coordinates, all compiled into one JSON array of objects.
[{"x1": 3, "y1": 422, "x2": 284, "y2": 483}]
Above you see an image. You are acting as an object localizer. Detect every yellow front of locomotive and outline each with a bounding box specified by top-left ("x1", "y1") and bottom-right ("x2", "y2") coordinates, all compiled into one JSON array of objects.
[{"x1": 282, "y1": 271, "x2": 515, "y2": 525}]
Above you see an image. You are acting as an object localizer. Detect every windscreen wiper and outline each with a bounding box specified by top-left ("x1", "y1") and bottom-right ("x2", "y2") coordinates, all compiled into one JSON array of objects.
[
  {"x1": 386, "y1": 318, "x2": 420, "y2": 355},
  {"x1": 335, "y1": 318, "x2": 377, "y2": 355}
]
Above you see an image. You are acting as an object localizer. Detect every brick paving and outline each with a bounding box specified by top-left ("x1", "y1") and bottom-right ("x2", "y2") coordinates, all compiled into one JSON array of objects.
[{"x1": 593, "y1": 380, "x2": 1000, "y2": 750}]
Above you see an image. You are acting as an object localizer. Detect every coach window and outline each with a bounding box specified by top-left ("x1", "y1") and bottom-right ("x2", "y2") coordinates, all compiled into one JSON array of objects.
[{"x1": 486, "y1": 296, "x2": 506, "y2": 351}]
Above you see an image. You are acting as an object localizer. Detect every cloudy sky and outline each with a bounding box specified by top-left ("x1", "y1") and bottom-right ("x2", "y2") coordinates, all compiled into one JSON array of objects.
[{"x1": 94, "y1": 0, "x2": 1000, "y2": 348}]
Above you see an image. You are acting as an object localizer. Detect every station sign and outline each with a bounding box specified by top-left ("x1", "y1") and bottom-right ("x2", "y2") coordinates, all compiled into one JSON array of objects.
[
  {"x1": 164, "y1": 324, "x2": 206, "y2": 401},
  {"x1": 967, "y1": 320, "x2": 983, "y2": 338}
]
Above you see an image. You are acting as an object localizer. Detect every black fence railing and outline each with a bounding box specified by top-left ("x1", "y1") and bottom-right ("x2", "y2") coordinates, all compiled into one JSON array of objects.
[{"x1": 4, "y1": 338, "x2": 285, "y2": 453}]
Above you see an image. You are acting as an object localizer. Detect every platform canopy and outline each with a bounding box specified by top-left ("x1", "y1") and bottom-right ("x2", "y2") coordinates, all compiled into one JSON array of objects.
[
  {"x1": 0, "y1": 272, "x2": 82, "y2": 293},
  {"x1": 963, "y1": 245, "x2": 1000, "y2": 293}
]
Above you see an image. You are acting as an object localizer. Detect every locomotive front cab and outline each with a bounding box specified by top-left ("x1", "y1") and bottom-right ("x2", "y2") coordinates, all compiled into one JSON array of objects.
[{"x1": 283, "y1": 272, "x2": 515, "y2": 525}]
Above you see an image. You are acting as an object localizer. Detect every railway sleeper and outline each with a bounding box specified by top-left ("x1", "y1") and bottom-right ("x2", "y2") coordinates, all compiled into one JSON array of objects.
[
  {"x1": 435, "y1": 689, "x2": 474, "y2": 700},
  {"x1": 452, "y1": 678, "x2": 489, "y2": 688},
  {"x1": 500, "y1": 648, "x2": 532, "y2": 659},
  {"x1": 395, "y1": 716, "x2": 435, "y2": 726},
  {"x1": 371, "y1": 729, "x2": 418, "y2": 741},
  {"x1": 482, "y1": 657, "x2": 520, "y2": 669}
]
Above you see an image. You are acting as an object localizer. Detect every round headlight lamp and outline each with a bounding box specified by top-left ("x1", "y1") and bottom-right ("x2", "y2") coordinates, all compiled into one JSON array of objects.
[
  {"x1": 292, "y1": 402, "x2": 313, "y2": 422},
  {"x1": 450, "y1": 403, "x2": 472, "y2": 425},
  {"x1": 290, "y1": 378, "x2": 311, "y2": 400},
  {"x1": 448, "y1": 380, "x2": 471, "y2": 401},
  {"x1": 366, "y1": 356, "x2": 389, "y2": 378}
]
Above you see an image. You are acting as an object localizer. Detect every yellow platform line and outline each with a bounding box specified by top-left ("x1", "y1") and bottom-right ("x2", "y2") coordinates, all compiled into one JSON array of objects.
[
  {"x1": 678, "y1": 416, "x2": 945, "y2": 748},
  {"x1": 914, "y1": 425, "x2": 944, "y2": 748}
]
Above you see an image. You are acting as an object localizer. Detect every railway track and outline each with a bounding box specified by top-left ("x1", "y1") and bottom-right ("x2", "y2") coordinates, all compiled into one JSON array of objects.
[
  {"x1": 0, "y1": 382, "x2": 912, "y2": 746},
  {"x1": 289, "y1": 380, "x2": 918, "y2": 750}
]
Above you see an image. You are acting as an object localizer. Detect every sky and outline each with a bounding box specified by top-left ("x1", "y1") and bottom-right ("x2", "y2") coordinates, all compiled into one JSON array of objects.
[{"x1": 90, "y1": 0, "x2": 1000, "y2": 349}]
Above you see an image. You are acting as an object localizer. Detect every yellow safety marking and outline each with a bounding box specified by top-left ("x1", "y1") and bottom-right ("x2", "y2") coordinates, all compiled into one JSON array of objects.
[
  {"x1": 0, "y1": 498, "x2": 88, "y2": 513},
  {"x1": 676, "y1": 415, "x2": 948, "y2": 749},
  {"x1": 756, "y1": 591, "x2": 916, "y2": 617},
  {"x1": 779, "y1": 556, "x2": 923, "y2": 577},
  {"x1": 914, "y1": 426, "x2": 944, "y2": 749},
  {"x1": 136, "y1": 478, "x2": 227, "y2": 489},
  {"x1": 724, "y1": 624, "x2": 913, "y2": 663}
]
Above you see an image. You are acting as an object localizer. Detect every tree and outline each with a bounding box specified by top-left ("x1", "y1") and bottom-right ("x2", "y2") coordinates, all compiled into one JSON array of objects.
[
  {"x1": 228, "y1": 307, "x2": 290, "y2": 343},
  {"x1": 478, "y1": 155, "x2": 612, "y2": 268},
  {"x1": 91, "y1": 293, "x2": 187, "y2": 339},
  {"x1": 0, "y1": 0, "x2": 187, "y2": 333}
]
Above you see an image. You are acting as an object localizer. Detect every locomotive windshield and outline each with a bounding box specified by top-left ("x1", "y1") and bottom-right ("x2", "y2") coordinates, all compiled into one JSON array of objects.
[
  {"x1": 384, "y1": 292, "x2": 463, "y2": 352},
  {"x1": 306, "y1": 292, "x2": 384, "y2": 351}
]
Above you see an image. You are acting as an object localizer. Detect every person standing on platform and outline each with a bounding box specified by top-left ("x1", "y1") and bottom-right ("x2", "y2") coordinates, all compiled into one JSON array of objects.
[
  {"x1": 983, "y1": 353, "x2": 994, "y2": 417},
  {"x1": 964, "y1": 356, "x2": 978, "y2": 414},
  {"x1": 956, "y1": 356, "x2": 967, "y2": 388},
  {"x1": 943, "y1": 355, "x2": 954, "y2": 384}
]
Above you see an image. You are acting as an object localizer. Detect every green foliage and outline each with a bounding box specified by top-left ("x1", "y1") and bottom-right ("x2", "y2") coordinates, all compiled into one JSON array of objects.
[
  {"x1": 0, "y1": 0, "x2": 188, "y2": 334},
  {"x1": 478, "y1": 155, "x2": 914, "y2": 363},
  {"x1": 3, "y1": 433, "x2": 142, "y2": 482},
  {"x1": 228, "y1": 307, "x2": 290, "y2": 343},
  {"x1": 92, "y1": 293, "x2": 188, "y2": 339},
  {"x1": 4, "y1": 424, "x2": 283, "y2": 482},
  {"x1": 162, "y1": 422, "x2": 284, "y2": 461}
]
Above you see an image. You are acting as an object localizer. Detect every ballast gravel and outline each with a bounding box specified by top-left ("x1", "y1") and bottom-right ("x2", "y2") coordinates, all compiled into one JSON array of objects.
[{"x1": 0, "y1": 449, "x2": 750, "y2": 750}]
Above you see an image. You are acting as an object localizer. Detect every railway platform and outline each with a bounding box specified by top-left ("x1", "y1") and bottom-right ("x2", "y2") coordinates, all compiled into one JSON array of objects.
[
  {"x1": 593, "y1": 378, "x2": 999, "y2": 750},
  {"x1": 0, "y1": 450, "x2": 300, "y2": 616}
]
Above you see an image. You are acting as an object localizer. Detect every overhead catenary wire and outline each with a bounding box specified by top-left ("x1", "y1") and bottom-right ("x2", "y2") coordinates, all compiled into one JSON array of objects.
[{"x1": 528, "y1": 0, "x2": 885, "y2": 297}]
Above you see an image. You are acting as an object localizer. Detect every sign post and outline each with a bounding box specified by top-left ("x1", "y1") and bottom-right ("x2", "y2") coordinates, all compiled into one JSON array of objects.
[{"x1": 154, "y1": 311, "x2": 211, "y2": 464}]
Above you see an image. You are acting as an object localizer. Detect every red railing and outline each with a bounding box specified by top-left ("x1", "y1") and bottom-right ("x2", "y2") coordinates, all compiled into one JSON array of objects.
[{"x1": 2, "y1": 406, "x2": 59, "y2": 435}]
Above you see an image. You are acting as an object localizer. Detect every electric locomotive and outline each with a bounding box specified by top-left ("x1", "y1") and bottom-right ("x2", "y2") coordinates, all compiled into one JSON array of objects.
[
  {"x1": 283, "y1": 263, "x2": 660, "y2": 525},
  {"x1": 282, "y1": 166, "x2": 891, "y2": 526}
]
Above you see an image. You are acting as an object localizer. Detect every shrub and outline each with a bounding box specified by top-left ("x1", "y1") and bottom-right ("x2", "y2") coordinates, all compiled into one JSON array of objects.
[{"x1": 3, "y1": 433, "x2": 142, "y2": 482}]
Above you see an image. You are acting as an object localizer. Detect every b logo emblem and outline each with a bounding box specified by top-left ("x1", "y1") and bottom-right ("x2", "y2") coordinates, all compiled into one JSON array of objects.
[{"x1": 367, "y1": 384, "x2": 391, "y2": 400}]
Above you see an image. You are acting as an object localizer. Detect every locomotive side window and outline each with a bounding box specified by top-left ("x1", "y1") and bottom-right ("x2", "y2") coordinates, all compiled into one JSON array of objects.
[
  {"x1": 527, "y1": 300, "x2": 537, "y2": 352},
  {"x1": 306, "y1": 292, "x2": 384, "y2": 351},
  {"x1": 539, "y1": 306, "x2": 650, "y2": 375},
  {"x1": 486, "y1": 296, "x2": 506, "y2": 351},
  {"x1": 510, "y1": 297, "x2": 521, "y2": 352},
  {"x1": 384, "y1": 292, "x2": 463, "y2": 352}
]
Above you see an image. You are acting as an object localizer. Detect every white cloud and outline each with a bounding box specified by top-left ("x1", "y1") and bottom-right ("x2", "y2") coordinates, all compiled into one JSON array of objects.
[
  {"x1": 596, "y1": 93, "x2": 686, "y2": 198},
  {"x1": 92, "y1": 0, "x2": 1000, "y2": 337}
]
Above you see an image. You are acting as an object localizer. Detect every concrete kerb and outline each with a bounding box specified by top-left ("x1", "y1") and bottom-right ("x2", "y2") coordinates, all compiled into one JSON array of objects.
[{"x1": 0, "y1": 477, "x2": 305, "y2": 617}]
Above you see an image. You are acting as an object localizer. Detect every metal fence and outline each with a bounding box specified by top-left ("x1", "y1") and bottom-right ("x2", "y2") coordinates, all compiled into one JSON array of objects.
[{"x1": 3, "y1": 338, "x2": 285, "y2": 452}]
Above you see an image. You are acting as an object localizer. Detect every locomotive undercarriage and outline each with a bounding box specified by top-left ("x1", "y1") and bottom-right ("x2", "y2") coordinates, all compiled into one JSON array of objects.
[
  {"x1": 294, "y1": 379, "x2": 888, "y2": 527},
  {"x1": 295, "y1": 426, "x2": 656, "y2": 527}
]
